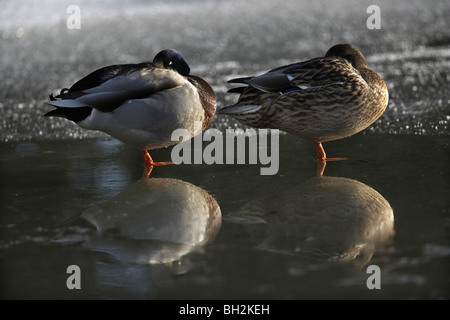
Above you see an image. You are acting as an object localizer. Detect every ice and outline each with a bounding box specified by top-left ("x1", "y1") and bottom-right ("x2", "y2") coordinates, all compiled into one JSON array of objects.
[{"x1": 1, "y1": 0, "x2": 449, "y2": 142}]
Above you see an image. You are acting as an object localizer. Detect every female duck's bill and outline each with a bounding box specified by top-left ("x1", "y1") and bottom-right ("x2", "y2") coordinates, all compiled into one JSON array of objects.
[
  {"x1": 221, "y1": 44, "x2": 389, "y2": 170},
  {"x1": 44, "y1": 49, "x2": 216, "y2": 178}
]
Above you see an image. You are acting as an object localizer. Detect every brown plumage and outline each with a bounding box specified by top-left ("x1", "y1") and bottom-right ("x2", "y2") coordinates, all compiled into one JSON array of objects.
[{"x1": 220, "y1": 44, "x2": 389, "y2": 162}]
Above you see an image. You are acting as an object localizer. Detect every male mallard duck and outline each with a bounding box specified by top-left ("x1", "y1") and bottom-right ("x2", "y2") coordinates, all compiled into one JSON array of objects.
[
  {"x1": 220, "y1": 44, "x2": 388, "y2": 162},
  {"x1": 45, "y1": 49, "x2": 216, "y2": 176}
]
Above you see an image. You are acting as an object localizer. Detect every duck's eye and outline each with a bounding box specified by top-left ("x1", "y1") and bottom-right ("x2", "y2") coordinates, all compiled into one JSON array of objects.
[{"x1": 168, "y1": 61, "x2": 173, "y2": 66}]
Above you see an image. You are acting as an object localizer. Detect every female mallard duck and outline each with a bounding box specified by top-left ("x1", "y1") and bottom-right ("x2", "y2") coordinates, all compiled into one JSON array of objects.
[
  {"x1": 220, "y1": 44, "x2": 388, "y2": 161},
  {"x1": 45, "y1": 49, "x2": 216, "y2": 176}
]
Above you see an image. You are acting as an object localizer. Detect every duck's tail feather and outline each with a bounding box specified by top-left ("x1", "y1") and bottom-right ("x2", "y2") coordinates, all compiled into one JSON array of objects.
[
  {"x1": 45, "y1": 99, "x2": 88, "y2": 108},
  {"x1": 44, "y1": 103, "x2": 93, "y2": 123},
  {"x1": 218, "y1": 104, "x2": 261, "y2": 115},
  {"x1": 227, "y1": 86, "x2": 247, "y2": 94},
  {"x1": 227, "y1": 76, "x2": 253, "y2": 84}
]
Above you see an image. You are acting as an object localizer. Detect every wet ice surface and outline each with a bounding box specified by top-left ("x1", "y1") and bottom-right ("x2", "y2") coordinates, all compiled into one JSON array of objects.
[
  {"x1": 1, "y1": 0, "x2": 449, "y2": 299},
  {"x1": 1, "y1": 135, "x2": 449, "y2": 299},
  {"x1": 1, "y1": 0, "x2": 450, "y2": 141}
]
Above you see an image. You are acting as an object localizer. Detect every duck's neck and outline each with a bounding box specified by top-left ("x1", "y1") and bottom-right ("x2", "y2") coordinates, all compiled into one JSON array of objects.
[
  {"x1": 359, "y1": 68, "x2": 389, "y2": 110},
  {"x1": 359, "y1": 68, "x2": 387, "y2": 92},
  {"x1": 188, "y1": 75, "x2": 217, "y2": 130}
]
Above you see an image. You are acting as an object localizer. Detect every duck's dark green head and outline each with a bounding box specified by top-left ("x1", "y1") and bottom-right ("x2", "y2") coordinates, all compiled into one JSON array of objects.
[
  {"x1": 325, "y1": 44, "x2": 367, "y2": 69},
  {"x1": 153, "y1": 49, "x2": 191, "y2": 76}
]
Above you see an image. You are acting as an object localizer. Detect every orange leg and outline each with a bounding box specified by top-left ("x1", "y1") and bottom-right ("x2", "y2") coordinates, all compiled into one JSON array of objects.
[
  {"x1": 316, "y1": 160, "x2": 327, "y2": 177},
  {"x1": 314, "y1": 142, "x2": 348, "y2": 162},
  {"x1": 315, "y1": 142, "x2": 327, "y2": 162},
  {"x1": 141, "y1": 150, "x2": 174, "y2": 166},
  {"x1": 142, "y1": 164, "x2": 154, "y2": 179},
  {"x1": 141, "y1": 150, "x2": 174, "y2": 179}
]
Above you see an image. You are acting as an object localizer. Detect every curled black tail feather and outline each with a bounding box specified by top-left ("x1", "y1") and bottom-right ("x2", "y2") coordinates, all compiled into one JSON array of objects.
[
  {"x1": 49, "y1": 88, "x2": 70, "y2": 101},
  {"x1": 44, "y1": 106, "x2": 92, "y2": 123}
]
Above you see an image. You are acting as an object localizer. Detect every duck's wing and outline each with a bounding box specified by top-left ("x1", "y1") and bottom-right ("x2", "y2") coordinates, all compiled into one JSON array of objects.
[
  {"x1": 269, "y1": 60, "x2": 367, "y2": 114},
  {"x1": 227, "y1": 59, "x2": 318, "y2": 93},
  {"x1": 69, "y1": 63, "x2": 148, "y2": 93},
  {"x1": 281, "y1": 57, "x2": 359, "y2": 90},
  {"x1": 227, "y1": 63, "x2": 296, "y2": 93},
  {"x1": 228, "y1": 57, "x2": 358, "y2": 94},
  {"x1": 46, "y1": 63, "x2": 186, "y2": 112},
  {"x1": 222, "y1": 57, "x2": 365, "y2": 118}
]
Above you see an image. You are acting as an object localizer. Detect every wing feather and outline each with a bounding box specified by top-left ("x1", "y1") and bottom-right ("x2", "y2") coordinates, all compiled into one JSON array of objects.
[
  {"x1": 49, "y1": 65, "x2": 186, "y2": 112},
  {"x1": 227, "y1": 56, "x2": 358, "y2": 94}
]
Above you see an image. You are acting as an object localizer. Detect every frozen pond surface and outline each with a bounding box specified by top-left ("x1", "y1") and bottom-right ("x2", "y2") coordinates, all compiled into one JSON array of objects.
[{"x1": 0, "y1": 0, "x2": 449, "y2": 299}]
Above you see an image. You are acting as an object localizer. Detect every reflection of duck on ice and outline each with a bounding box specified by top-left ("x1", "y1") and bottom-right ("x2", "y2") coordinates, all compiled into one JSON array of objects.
[
  {"x1": 227, "y1": 176, "x2": 394, "y2": 266},
  {"x1": 56, "y1": 178, "x2": 221, "y2": 264}
]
